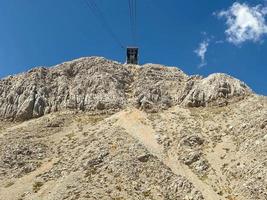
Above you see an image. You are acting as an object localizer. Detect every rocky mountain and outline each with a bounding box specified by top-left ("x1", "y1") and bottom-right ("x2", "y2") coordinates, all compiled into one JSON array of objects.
[
  {"x1": 0, "y1": 57, "x2": 266, "y2": 200},
  {"x1": 0, "y1": 57, "x2": 251, "y2": 121}
]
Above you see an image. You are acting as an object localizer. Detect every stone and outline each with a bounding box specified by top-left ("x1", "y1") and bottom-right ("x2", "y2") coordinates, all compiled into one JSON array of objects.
[
  {"x1": 181, "y1": 135, "x2": 204, "y2": 147},
  {"x1": 0, "y1": 57, "x2": 252, "y2": 121},
  {"x1": 182, "y1": 73, "x2": 252, "y2": 107},
  {"x1": 260, "y1": 121, "x2": 267, "y2": 129},
  {"x1": 183, "y1": 152, "x2": 201, "y2": 165},
  {"x1": 137, "y1": 154, "x2": 151, "y2": 162}
]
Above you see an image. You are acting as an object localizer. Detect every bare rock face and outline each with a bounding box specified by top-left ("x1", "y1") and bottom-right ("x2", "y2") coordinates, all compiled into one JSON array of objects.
[
  {"x1": 132, "y1": 64, "x2": 188, "y2": 112},
  {"x1": 0, "y1": 57, "x2": 133, "y2": 121},
  {"x1": 182, "y1": 73, "x2": 252, "y2": 107},
  {"x1": 0, "y1": 57, "x2": 253, "y2": 121},
  {"x1": 0, "y1": 58, "x2": 265, "y2": 200}
]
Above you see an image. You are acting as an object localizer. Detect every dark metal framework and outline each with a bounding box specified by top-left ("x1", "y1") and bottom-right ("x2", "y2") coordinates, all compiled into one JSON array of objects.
[{"x1": 127, "y1": 47, "x2": 139, "y2": 64}]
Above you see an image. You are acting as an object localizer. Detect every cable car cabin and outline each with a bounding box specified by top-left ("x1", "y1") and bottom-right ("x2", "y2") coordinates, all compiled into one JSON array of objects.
[{"x1": 126, "y1": 47, "x2": 139, "y2": 65}]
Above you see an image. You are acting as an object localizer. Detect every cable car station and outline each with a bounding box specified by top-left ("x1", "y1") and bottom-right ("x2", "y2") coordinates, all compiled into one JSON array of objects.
[{"x1": 126, "y1": 47, "x2": 139, "y2": 64}]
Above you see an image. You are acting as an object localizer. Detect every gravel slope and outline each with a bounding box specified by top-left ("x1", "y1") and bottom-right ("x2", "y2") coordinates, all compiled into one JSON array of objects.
[{"x1": 0, "y1": 57, "x2": 266, "y2": 200}]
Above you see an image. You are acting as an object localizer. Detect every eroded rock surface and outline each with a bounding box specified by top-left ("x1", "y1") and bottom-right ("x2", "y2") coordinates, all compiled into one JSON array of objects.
[
  {"x1": 0, "y1": 57, "x2": 252, "y2": 121},
  {"x1": 0, "y1": 58, "x2": 265, "y2": 200},
  {"x1": 182, "y1": 73, "x2": 252, "y2": 107},
  {"x1": 0, "y1": 57, "x2": 132, "y2": 121}
]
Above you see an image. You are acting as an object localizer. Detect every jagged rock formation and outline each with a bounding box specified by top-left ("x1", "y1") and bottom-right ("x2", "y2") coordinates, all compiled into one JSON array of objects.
[
  {"x1": 0, "y1": 58, "x2": 132, "y2": 121},
  {"x1": 182, "y1": 73, "x2": 252, "y2": 107},
  {"x1": 0, "y1": 57, "x2": 252, "y2": 121},
  {"x1": 0, "y1": 57, "x2": 266, "y2": 200}
]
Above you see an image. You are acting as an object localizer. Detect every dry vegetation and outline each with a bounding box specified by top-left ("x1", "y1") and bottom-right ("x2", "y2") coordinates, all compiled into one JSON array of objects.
[{"x1": 0, "y1": 57, "x2": 266, "y2": 200}]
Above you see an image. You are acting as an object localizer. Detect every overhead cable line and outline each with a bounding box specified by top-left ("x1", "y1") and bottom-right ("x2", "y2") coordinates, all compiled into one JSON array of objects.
[
  {"x1": 134, "y1": 0, "x2": 137, "y2": 44},
  {"x1": 83, "y1": 0, "x2": 125, "y2": 49},
  {"x1": 128, "y1": 0, "x2": 133, "y2": 42},
  {"x1": 128, "y1": 0, "x2": 137, "y2": 45}
]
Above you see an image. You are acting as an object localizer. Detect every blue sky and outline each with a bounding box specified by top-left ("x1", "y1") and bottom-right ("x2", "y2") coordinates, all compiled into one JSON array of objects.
[{"x1": 0, "y1": 0, "x2": 266, "y2": 95}]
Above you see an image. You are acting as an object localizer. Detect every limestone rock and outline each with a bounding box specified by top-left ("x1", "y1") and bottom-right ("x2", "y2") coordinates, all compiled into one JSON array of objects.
[
  {"x1": 0, "y1": 57, "x2": 253, "y2": 121},
  {"x1": 0, "y1": 57, "x2": 132, "y2": 121},
  {"x1": 132, "y1": 64, "x2": 188, "y2": 112},
  {"x1": 0, "y1": 90, "x2": 266, "y2": 200},
  {"x1": 182, "y1": 73, "x2": 252, "y2": 107}
]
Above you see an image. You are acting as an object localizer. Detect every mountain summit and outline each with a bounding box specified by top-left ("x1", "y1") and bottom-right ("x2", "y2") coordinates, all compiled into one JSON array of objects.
[
  {"x1": 0, "y1": 57, "x2": 266, "y2": 200},
  {"x1": 0, "y1": 57, "x2": 251, "y2": 121}
]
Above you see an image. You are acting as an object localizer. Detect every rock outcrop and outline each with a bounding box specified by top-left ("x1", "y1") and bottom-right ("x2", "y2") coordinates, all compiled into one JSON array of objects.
[
  {"x1": 0, "y1": 57, "x2": 266, "y2": 200},
  {"x1": 0, "y1": 57, "x2": 132, "y2": 121},
  {"x1": 0, "y1": 57, "x2": 252, "y2": 121},
  {"x1": 182, "y1": 73, "x2": 252, "y2": 107}
]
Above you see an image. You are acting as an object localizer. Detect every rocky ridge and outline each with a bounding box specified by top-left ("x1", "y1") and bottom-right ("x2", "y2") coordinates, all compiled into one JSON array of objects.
[
  {"x1": 0, "y1": 57, "x2": 265, "y2": 200},
  {"x1": 0, "y1": 57, "x2": 252, "y2": 121}
]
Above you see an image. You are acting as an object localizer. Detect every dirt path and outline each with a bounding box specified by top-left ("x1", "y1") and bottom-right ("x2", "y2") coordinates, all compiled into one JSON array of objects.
[{"x1": 115, "y1": 108, "x2": 224, "y2": 200}]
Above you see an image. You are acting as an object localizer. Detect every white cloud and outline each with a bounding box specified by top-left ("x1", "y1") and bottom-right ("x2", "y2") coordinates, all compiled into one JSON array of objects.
[
  {"x1": 217, "y1": 2, "x2": 267, "y2": 45},
  {"x1": 194, "y1": 40, "x2": 209, "y2": 68}
]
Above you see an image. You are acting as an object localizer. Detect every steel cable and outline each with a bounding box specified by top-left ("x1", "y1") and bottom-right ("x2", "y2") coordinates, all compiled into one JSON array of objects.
[
  {"x1": 83, "y1": 0, "x2": 125, "y2": 49},
  {"x1": 128, "y1": 0, "x2": 137, "y2": 45}
]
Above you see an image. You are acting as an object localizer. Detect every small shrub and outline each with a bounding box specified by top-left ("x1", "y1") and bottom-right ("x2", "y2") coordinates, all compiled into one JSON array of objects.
[
  {"x1": 66, "y1": 132, "x2": 75, "y2": 140},
  {"x1": 33, "y1": 181, "x2": 44, "y2": 193},
  {"x1": 4, "y1": 181, "x2": 14, "y2": 188}
]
